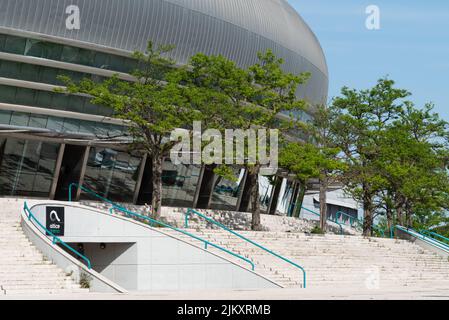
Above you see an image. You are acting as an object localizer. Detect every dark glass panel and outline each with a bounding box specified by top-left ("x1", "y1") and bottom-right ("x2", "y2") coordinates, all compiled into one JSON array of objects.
[
  {"x1": 0, "y1": 138, "x2": 59, "y2": 197},
  {"x1": 0, "y1": 60, "x2": 21, "y2": 78},
  {"x1": 3, "y1": 36, "x2": 26, "y2": 54},
  {"x1": 161, "y1": 160, "x2": 201, "y2": 208},
  {"x1": 210, "y1": 168, "x2": 245, "y2": 211},
  {"x1": 10, "y1": 112, "x2": 29, "y2": 127},
  {"x1": 82, "y1": 147, "x2": 142, "y2": 203},
  {"x1": 0, "y1": 110, "x2": 12, "y2": 124},
  {"x1": 15, "y1": 87, "x2": 36, "y2": 106},
  {"x1": 60, "y1": 45, "x2": 79, "y2": 63},
  {"x1": 0, "y1": 85, "x2": 17, "y2": 103}
]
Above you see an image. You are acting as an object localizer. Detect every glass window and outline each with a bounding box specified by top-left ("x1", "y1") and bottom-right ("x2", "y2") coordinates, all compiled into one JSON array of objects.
[
  {"x1": 3, "y1": 36, "x2": 26, "y2": 55},
  {"x1": 39, "y1": 66, "x2": 59, "y2": 84},
  {"x1": 28, "y1": 115, "x2": 48, "y2": 129},
  {"x1": 258, "y1": 176, "x2": 275, "y2": 214},
  {"x1": 24, "y1": 39, "x2": 47, "y2": 58},
  {"x1": 93, "y1": 52, "x2": 110, "y2": 69},
  {"x1": 0, "y1": 138, "x2": 59, "y2": 197},
  {"x1": 82, "y1": 147, "x2": 142, "y2": 203},
  {"x1": 78, "y1": 48, "x2": 96, "y2": 66},
  {"x1": 68, "y1": 95, "x2": 86, "y2": 113},
  {"x1": 15, "y1": 87, "x2": 36, "y2": 106},
  {"x1": 62, "y1": 118, "x2": 80, "y2": 133},
  {"x1": 20, "y1": 63, "x2": 40, "y2": 82},
  {"x1": 210, "y1": 168, "x2": 246, "y2": 211},
  {"x1": 46, "y1": 117, "x2": 64, "y2": 131},
  {"x1": 36, "y1": 91, "x2": 54, "y2": 108},
  {"x1": 0, "y1": 85, "x2": 17, "y2": 103},
  {"x1": 162, "y1": 160, "x2": 201, "y2": 207},
  {"x1": 0, "y1": 60, "x2": 21, "y2": 78},
  {"x1": 0, "y1": 34, "x2": 137, "y2": 74},
  {"x1": 108, "y1": 55, "x2": 126, "y2": 73},
  {"x1": 60, "y1": 45, "x2": 79, "y2": 63},
  {"x1": 0, "y1": 110, "x2": 12, "y2": 124},
  {"x1": 10, "y1": 112, "x2": 30, "y2": 127},
  {"x1": 52, "y1": 93, "x2": 70, "y2": 111},
  {"x1": 0, "y1": 34, "x2": 6, "y2": 51},
  {"x1": 275, "y1": 179, "x2": 296, "y2": 216}
]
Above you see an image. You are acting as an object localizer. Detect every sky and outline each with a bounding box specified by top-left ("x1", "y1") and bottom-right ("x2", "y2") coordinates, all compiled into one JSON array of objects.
[{"x1": 287, "y1": 0, "x2": 449, "y2": 121}]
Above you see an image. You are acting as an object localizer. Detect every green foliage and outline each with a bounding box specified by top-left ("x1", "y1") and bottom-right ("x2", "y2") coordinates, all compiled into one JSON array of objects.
[
  {"x1": 330, "y1": 78, "x2": 449, "y2": 235},
  {"x1": 311, "y1": 226, "x2": 325, "y2": 235}
]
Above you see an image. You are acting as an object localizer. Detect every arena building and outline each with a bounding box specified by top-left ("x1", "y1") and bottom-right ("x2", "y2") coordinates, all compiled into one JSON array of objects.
[{"x1": 0, "y1": 0, "x2": 328, "y2": 215}]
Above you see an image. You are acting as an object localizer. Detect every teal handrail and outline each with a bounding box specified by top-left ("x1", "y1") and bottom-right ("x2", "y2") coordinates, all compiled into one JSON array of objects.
[
  {"x1": 23, "y1": 201, "x2": 92, "y2": 269},
  {"x1": 185, "y1": 208, "x2": 307, "y2": 288},
  {"x1": 420, "y1": 230, "x2": 449, "y2": 246},
  {"x1": 395, "y1": 225, "x2": 449, "y2": 253},
  {"x1": 110, "y1": 205, "x2": 255, "y2": 270},
  {"x1": 335, "y1": 210, "x2": 386, "y2": 237},
  {"x1": 301, "y1": 206, "x2": 344, "y2": 235},
  {"x1": 335, "y1": 211, "x2": 361, "y2": 228},
  {"x1": 68, "y1": 183, "x2": 255, "y2": 271}
]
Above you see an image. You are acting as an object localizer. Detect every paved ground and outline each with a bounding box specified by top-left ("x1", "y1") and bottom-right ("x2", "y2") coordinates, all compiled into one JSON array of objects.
[{"x1": 2, "y1": 286, "x2": 449, "y2": 300}]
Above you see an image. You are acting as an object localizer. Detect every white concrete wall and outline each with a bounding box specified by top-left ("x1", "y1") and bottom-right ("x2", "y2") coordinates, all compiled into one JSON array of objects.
[{"x1": 29, "y1": 202, "x2": 280, "y2": 292}]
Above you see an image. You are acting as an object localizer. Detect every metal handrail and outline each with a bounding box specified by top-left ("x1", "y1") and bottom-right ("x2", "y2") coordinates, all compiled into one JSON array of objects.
[
  {"x1": 185, "y1": 208, "x2": 307, "y2": 288},
  {"x1": 420, "y1": 230, "x2": 449, "y2": 246},
  {"x1": 68, "y1": 183, "x2": 255, "y2": 271},
  {"x1": 111, "y1": 205, "x2": 255, "y2": 270},
  {"x1": 335, "y1": 211, "x2": 361, "y2": 228},
  {"x1": 23, "y1": 201, "x2": 92, "y2": 269},
  {"x1": 395, "y1": 225, "x2": 449, "y2": 253},
  {"x1": 301, "y1": 206, "x2": 344, "y2": 235},
  {"x1": 335, "y1": 210, "x2": 386, "y2": 237}
]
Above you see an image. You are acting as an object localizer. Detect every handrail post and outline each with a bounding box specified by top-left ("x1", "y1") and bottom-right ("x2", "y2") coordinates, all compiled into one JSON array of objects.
[
  {"x1": 185, "y1": 209, "x2": 191, "y2": 228},
  {"x1": 68, "y1": 183, "x2": 73, "y2": 202}
]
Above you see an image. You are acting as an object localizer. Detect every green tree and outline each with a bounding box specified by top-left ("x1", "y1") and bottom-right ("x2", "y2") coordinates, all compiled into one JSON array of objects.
[
  {"x1": 280, "y1": 106, "x2": 345, "y2": 232},
  {"x1": 59, "y1": 42, "x2": 202, "y2": 219},
  {"x1": 377, "y1": 103, "x2": 449, "y2": 230},
  {"x1": 188, "y1": 50, "x2": 309, "y2": 230},
  {"x1": 331, "y1": 78, "x2": 410, "y2": 236}
]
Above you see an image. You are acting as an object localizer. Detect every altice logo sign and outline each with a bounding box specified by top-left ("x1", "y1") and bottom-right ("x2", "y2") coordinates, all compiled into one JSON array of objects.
[{"x1": 170, "y1": 122, "x2": 279, "y2": 169}]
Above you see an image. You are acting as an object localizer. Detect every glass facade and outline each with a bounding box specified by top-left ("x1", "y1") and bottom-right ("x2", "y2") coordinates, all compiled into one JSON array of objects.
[
  {"x1": 0, "y1": 59, "x2": 108, "y2": 86},
  {"x1": 162, "y1": 160, "x2": 201, "y2": 208},
  {"x1": 0, "y1": 84, "x2": 113, "y2": 117},
  {"x1": 0, "y1": 32, "x2": 303, "y2": 215},
  {"x1": 81, "y1": 147, "x2": 142, "y2": 203},
  {"x1": 210, "y1": 168, "x2": 245, "y2": 211},
  {"x1": 0, "y1": 34, "x2": 138, "y2": 74},
  {"x1": 275, "y1": 179, "x2": 297, "y2": 216},
  {"x1": 259, "y1": 176, "x2": 275, "y2": 214},
  {"x1": 0, "y1": 137, "x2": 59, "y2": 197},
  {"x1": 0, "y1": 109, "x2": 125, "y2": 137}
]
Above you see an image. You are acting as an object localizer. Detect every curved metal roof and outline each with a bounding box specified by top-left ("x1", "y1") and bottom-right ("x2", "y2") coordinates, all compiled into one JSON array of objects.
[{"x1": 0, "y1": 0, "x2": 328, "y2": 104}]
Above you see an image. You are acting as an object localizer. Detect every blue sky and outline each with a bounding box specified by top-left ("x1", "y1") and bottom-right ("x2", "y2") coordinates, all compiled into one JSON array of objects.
[{"x1": 287, "y1": 0, "x2": 449, "y2": 121}]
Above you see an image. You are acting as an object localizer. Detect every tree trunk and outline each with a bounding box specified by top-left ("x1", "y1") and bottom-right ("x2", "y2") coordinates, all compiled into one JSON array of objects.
[
  {"x1": 395, "y1": 195, "x2": 405, "y2": 226},
  {"x1": 293, "y1": 180, "x2": 307, "y2": 218},
  {"x1": 386, "y1": 206, "x2": 393, "y2": 236},
  {"x1": 319, "y1": 177, "x2": 327, "y2": 232},
  {"x1": 362, "y1": 185, "x2": 373, "y2": 236},
  {"x1": 151, "y1": 154, "x2": 163, "y2": 220},
  {"x1": 405, "y1": 201, "x2": 413, "y2": 228},
  {"x1": 248, "y1": 164, "x2": 262, "y2": 231}
]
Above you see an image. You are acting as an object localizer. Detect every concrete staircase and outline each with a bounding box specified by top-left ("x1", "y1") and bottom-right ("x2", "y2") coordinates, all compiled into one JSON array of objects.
[
  {"x1": 0, "y1": 198, "x2": 89, "y2": 296},
  {"x1": 165, "y1": 228, "x2": 449, "y2": 290}
]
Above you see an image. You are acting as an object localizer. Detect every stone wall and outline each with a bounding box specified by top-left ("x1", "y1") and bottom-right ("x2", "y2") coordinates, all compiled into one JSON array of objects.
[{"x1": 80, "y1": 201, "x2": 356, "y2": 235}]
